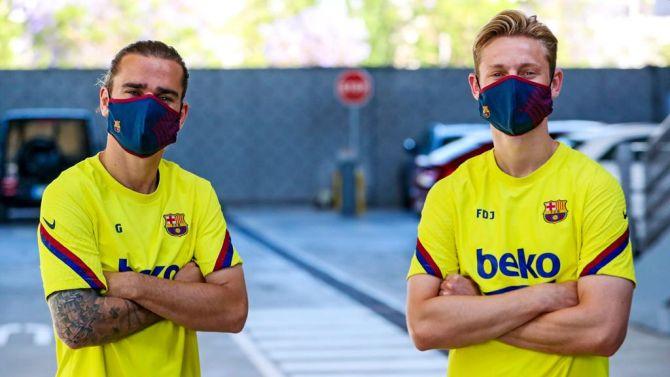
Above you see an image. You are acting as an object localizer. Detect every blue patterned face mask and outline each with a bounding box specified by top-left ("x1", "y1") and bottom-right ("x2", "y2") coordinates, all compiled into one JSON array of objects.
[
  {"x1": 478, "y1": 75, "x2": 553, "y2": 136},
  {"x1": 107, "y1": 94, "x2": 181, "y2": 157}
]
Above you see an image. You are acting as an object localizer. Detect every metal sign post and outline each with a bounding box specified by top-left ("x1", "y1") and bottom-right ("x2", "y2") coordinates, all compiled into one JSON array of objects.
[
  {"x1": 335, "y1": 69, "x2": 373, "y2": 216},
  {"x1": 349, "y1": 106, "x2": 360, "y2": 158}
]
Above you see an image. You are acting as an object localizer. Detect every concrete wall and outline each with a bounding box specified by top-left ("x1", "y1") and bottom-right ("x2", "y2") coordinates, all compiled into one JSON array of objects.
[{"x1": 1, "y1": 67, "x2": 668, "y2": 206}]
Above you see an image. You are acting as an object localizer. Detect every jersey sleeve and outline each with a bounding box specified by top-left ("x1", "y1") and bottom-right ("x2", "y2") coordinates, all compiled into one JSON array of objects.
[
  {"x1": 193, "y1": 183, "x2": 243, "y2": 276},
  {"x1": 37, "y1": 181, "x2": 106, "y2": 299},
  {"x1": 407, "y1": 179, "x2": 459, "y2": 280},
  {"x1": 578, "y1": 169, "x2": 636, "y2": 284}
]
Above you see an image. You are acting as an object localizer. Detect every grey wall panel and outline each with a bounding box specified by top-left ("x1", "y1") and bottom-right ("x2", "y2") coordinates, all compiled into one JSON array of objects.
[{"x1": 1, "y1": 67, "x2": 667, "y2": 206}]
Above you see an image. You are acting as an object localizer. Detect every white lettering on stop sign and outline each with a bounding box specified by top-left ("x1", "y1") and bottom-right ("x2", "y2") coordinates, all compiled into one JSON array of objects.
[{"x1": 336, "y1": 69, "x2": 373, "y2": 107}]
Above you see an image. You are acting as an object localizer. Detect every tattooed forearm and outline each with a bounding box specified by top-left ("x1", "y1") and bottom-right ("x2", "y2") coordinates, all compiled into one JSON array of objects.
[{"x1": 47, "y1": 289, "x2": 162, "y2": 349}]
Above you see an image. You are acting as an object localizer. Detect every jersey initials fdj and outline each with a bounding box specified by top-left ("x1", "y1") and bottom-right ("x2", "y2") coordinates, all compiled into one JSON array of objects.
[
  {"x1": 408, "y1": 143, "x2": 635, "y2": 377},
  {"x1": 38, "y1": 154, "x2": 242, "y2": 377}
]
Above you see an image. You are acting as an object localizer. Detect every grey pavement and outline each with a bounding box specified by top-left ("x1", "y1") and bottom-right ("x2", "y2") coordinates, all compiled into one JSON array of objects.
[
  {"x1": 630, "y1": 229, "x2": 670, "y2": 334},
  {"x1": 231, "y1": 226, "x2": 446, "y2": 376},
  {"x1": 229, "y1": 205, "x2": 670, "y2": 377}
]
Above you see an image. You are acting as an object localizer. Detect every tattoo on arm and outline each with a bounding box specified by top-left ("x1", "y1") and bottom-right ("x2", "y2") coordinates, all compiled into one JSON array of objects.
[{"x1": 47, "y1": 289, "x2": 161, "y2": 348}]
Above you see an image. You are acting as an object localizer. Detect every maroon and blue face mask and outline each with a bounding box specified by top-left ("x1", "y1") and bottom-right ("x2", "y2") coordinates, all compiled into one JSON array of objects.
[
  {"x1": 107, "y1": 94, "x2": 181, "y2": 157},
  {"x1": 478, "y1": 75, "x2": 553, "y2": 136}
]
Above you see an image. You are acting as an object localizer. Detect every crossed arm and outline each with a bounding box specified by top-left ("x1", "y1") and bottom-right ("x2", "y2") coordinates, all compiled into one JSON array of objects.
[
  {"x1": 48, "y1": 263, "x2": 248, "y2": 349},
  {"x1": 406, "y1": 273, "x2": 633, "y2": 356},
  {"x1": 497, "y1": 275, "x2": 633, "y2": 355},
  {"x1": 47, "y1": 289, "x2": 160, "y2": 349}
]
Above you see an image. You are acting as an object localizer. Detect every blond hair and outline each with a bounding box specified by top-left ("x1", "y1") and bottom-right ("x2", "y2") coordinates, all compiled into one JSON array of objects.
[{"x1": 473, "y1": 10, "x2": 558, "y2": 78}]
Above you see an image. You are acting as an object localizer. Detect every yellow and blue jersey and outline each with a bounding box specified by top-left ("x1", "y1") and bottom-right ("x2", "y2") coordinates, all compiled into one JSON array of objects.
[
  {"x1": 408, "y1": 142, "x2": 635, "y2": 377},
  {"x1": 37, "y1": 154, "x2": 242, "y2": 377}
]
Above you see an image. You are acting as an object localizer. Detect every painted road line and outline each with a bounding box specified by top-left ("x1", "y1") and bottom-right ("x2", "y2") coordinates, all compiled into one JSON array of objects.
[
  {"x1": 229, "y1": 217, "x2": 408, "y2": 331},
  {"x1": 281, "y1": 359, "x2": 446, "y2": 373},
  {"x1": 230, "y1": 228, "x2": 447, "y2": 377},
  {"x1": 23, "y1": 323, "x2": 52, "y2": 346},
  {"x1": 266, "y1": 348, "x2": 439, "y2": 361},
  {"x1": 244, "y1": 307, "x2": 446, "y2": 377},
  {"x1": 0, "y1": 323, "x2": 22, "y2": 346},
  {"x1": 292, "y1": 374, "x2": 443, "y2": 377},
  {"x1": 0, "y1": 323, "x2": 52, "y2": 347},
  {"x1": 255, "y1": 337, "x2": 413, "y2": 350},
  {"x1": 229, "y1": 330, "x2": 286, "y2": 377},
  {"x1": 254, "y1": 327, "x2": 401, "y2": 340}
]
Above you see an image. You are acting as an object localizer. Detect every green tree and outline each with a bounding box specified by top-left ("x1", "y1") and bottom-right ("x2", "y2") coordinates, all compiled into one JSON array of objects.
[
  {"x1": 0, "y1": 0, "x2": 667, "y2": 68},
  {"x1": 351, "y1": 0, "x2": 532, "y2": 68},
  {"x1": 0, "y1": 0, "x2": 26, "y2": 68}
]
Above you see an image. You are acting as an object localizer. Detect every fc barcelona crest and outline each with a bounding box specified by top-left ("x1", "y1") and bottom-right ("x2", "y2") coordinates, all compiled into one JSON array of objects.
[
  {"x1": 482, "y1": 105, "x2": 491, "y2": 118},
  {"x1": 163, "y1": 213, "x2": 189, "y2": 236},
  {"x1": 543, "y1": 200, "x2": 568, "y2": 223}
]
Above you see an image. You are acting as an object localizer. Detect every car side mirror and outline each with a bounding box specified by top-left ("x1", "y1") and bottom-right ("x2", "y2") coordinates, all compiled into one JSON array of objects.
[{"x1": 403, "y1": 138, "x2": 418, "y2": 155}]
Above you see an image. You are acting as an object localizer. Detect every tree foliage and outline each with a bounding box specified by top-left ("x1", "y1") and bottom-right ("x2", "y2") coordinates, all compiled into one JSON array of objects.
[{"x1": 0, "y1": 0, "x2": 667, "y2": 68}]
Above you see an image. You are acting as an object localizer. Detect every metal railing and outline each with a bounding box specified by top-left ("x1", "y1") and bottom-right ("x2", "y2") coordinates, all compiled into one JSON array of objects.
[{"x1": 641, "y1": 114, "x2": 670, "y2": 251}]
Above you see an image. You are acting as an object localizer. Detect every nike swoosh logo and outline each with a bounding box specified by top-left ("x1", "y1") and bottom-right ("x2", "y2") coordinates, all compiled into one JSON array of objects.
[{"x1": 43, "y1": 218, "x2": 56, "y2": 230}]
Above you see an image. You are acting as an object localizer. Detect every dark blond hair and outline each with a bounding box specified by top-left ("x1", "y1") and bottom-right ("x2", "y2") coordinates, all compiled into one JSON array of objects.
[
  {"x1": 100, "y1": 40, "x2": 189, "y2": 100},
  {"x1": 473, "y1": 10, "x2": 558, "y2": 78}
]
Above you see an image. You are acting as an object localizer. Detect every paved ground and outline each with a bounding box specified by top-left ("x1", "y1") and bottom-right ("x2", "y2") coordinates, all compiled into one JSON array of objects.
[
  {"x1": 2, "y1": 207, "x2": 669, "y2": 376},
  {"x1": 228, "y1": 206, "x2": 670, "y2": 377}
]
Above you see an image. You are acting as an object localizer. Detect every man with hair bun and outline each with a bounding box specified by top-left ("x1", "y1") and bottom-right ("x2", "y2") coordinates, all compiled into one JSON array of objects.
[
  {"x1": 37, "y1": 40, "x2": 248, "y2": 377},
  {"x1": 406, "y1": 10, "x2": 635, "y2": 377}
]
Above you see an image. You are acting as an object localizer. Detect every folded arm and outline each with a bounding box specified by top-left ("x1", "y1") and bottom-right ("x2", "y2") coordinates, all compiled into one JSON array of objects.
[
  {"x1": 47, "y1": 289, "x2": 161, "y2": 349},
  {"x1": 499, "y1": 275, "x2": 634, "y2": 356},
  {"x1": 406, "y1": 274, "x2": 577, "y2": 350},
  {"x1": 106, "y1": 263, "x2": 248, "y2": 333}
]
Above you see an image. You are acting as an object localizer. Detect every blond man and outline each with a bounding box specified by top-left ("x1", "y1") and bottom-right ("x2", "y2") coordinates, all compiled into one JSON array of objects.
[{"x1": 406, "y1": 10, "x2": 635, "y2": 377}]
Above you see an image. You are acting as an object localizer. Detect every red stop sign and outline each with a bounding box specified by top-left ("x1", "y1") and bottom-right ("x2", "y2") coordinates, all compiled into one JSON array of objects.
[{"x1": 336, "y1": 69, "x2": 373, "y2": 107}]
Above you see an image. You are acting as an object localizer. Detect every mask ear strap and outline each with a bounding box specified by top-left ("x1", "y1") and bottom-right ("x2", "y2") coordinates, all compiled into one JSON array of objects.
[{"x1": 475, "y1": 75, "x2": 484, "y2": 96}]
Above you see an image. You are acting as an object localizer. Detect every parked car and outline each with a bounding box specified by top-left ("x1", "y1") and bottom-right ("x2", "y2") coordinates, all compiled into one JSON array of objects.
[
  {"x1": 405, "y1": 120, "x2": 607, "y2": 213},
  {"x1": 0, "y1": 108, "x2": 96, "y2": 221},
  {"x1": 402, "y1": 122, "x2": 489, "y2": 156},
  {"x1": 401, "y1": 122, "x2": 487, "y2": 208}
]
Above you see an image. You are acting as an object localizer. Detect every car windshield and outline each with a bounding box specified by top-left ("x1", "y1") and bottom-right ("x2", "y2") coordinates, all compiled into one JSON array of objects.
[
  {"x1": 422, "y1": 135, "x2": 460, "y2": 154},
  {"x1": 434, "y1": 136, "x2": 460, "y2": 150},
  {"x1": 4, "y1": 118, "x2": 89, "y2": 178}
]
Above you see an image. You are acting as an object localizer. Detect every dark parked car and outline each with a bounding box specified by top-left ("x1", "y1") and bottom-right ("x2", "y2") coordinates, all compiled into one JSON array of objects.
[{"x1": 0, "y1": 108, "x2": 96, "y2": 221}]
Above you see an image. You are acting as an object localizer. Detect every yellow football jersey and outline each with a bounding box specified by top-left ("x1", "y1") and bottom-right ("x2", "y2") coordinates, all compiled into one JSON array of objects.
[
  {"x1": 37, "y1": 154, "x2": 242, "y2": 377},
  {"x1": 408, "y1": 142, "x2": 635, "y2": 377}
]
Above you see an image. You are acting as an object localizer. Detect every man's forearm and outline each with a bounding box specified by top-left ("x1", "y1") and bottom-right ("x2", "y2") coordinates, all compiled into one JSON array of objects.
[
  {"x1": 48, "y1": 289, "x2": 161, "y2": 349},
  {"x1": 112, "y1": 267, "x2": 247, "y2": 332},
  {"x1": 499, "y1": 305, "x2": 603, "y2": 355},
  {"x1": 409, "y1": 285, "x2": 551, "y2": 350},
  {"x1": 499, "y1": 276, "x2": 634, "y2": 356}
]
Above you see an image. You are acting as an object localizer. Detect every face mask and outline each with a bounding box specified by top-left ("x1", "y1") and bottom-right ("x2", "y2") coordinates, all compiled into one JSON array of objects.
[
  {"x1": 477, "y1": 75, "x2": 553, "y2": 136},
  {"x1": 107, "y1": 94, "x2": 181, "y2": 157}
]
